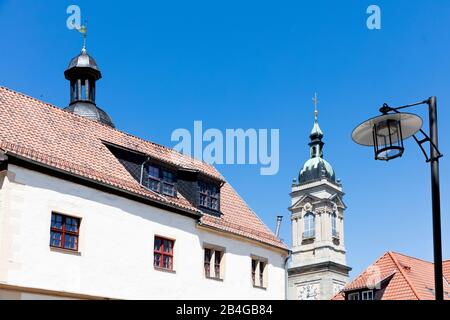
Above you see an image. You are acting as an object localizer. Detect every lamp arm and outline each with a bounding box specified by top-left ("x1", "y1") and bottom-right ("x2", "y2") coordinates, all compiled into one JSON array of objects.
[
  {"x1": 412, "y1": 129, "x2": 442, "y2": 162},
  {"x1": 379, "y1": 99, "x2": 428, "y2": 114},
  {"x1": 379, "y1": 98, "x2": 443, "y2": 162}
]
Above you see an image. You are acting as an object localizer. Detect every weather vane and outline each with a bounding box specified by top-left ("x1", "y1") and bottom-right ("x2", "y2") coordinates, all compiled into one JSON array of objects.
[{"x1": 76, "y1": 20, "x2": 88, "y2": 50}]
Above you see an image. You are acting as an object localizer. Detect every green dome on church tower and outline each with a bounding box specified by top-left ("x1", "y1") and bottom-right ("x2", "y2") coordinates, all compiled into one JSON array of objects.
[
  {"x1": 298, "y1": 95, "x2": 336, "y2": 184},
  {"x1": 299, "y1": 157, "x2": 336, "y2": 183}
]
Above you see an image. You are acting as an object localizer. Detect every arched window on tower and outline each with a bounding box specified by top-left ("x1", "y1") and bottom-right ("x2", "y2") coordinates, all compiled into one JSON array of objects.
[
  {"x1": 331, "y1": 212, "x2": 338, "y2": 238},
  {"x1": 303, "y1": 212, "x2": 315, "y2": 239}
]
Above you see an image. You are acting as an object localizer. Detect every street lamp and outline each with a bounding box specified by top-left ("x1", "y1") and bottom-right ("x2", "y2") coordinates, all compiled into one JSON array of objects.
[{"x1": 352, "y1": 96, "x2": 444, "y2": 300}]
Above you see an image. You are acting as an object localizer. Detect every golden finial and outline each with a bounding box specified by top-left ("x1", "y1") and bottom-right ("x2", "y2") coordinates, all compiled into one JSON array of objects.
[{"x1": 76, "y1": 20, "x2": 88, "y2": 52}]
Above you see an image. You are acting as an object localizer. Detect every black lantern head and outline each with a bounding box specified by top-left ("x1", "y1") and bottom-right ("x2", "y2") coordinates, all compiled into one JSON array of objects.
[
  {"x1": 352, "y1": 113, "x2": 423, "y2": 161},
  {"x1": 372, "y1": 118, "x2": 404, "y2": 160}
]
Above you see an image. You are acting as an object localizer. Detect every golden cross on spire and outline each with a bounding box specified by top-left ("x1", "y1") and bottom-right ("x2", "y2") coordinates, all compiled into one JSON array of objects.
[{"x1": 312, "y1": 92, "x2": 319, "y2": 121}]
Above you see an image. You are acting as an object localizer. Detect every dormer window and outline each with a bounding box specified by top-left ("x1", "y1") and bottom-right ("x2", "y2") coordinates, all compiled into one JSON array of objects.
[
  {"x1": 347, "y1": 292, "x2": 359, "y2": 300},
  {"x1": 199, "y1": 181, "x2": 220, "y2": 212},
  {"x1": 162, "y1": 171, "x2": 175, "y2": 195},
  {"x1": 144, "y1": 164, "x2": 176, "y2": 197},
  {"x1": 362, "y1": 290, "x2": 374, "y2": 300},
  {"x1": 346, "y1": 290, "x2": 374, "y2": 300}
]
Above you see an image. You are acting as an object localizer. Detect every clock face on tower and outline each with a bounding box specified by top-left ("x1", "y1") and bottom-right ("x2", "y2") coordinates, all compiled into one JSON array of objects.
[{"x1": 298, "y1": 283, "x2": 319, "y2": 300}]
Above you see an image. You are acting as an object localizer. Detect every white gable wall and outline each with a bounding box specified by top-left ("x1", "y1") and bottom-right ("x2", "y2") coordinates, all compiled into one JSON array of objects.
[{"x1": 0, "y1": 164, "x2": 286, "y2": 300}]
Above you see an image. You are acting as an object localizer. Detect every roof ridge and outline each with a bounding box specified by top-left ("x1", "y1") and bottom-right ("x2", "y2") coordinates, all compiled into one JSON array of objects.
[
  {"x1": 341, "y1": 252, "x2": 390, "y2": 292},
  {"x1": 388, "y1": 251, "x2": 422, "y2": 300},
  {"x1": 0, "y1": 86, "x2": 219, "y2": 176},
  {"x1": 389, "y1": 251, "x2": 434, "y2": 265}
]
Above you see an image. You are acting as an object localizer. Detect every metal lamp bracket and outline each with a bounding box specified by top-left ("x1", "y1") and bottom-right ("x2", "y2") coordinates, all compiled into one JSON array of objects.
[{"x1": 413, "y1": 130, "x2": 443, "y2": 163}]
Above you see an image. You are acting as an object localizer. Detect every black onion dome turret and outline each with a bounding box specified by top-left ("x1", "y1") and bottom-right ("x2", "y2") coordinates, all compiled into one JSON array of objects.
[
  {"x1": 63, "y1": 47, "x2": 114, "y2": 128},
  {"x1": 64, "y1": 48, "x2": 102, "y2": 80}
]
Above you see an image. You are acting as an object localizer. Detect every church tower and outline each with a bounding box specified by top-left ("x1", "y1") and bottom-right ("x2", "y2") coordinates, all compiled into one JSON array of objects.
[{"x1": 287, "y1": 94, "x2": 351, "y2": 300}]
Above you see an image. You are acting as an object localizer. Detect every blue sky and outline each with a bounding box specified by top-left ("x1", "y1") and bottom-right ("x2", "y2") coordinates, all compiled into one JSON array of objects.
[{"x1": 1, "y1": 0, "x2": 449, "y2": 277}]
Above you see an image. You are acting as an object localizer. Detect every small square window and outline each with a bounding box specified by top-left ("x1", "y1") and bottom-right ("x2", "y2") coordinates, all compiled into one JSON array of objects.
[
  {"x1": 362, "y1": 290, "x2": 374, "y2": 300},
  {"x1": 50, "y1": 213, "x2": 80, "y2": 251},
  {"x1": 148, "y1": 177, "x2": 161, "y2": 193},
  {"x1": 154, "y1": 236, "x2": 174, "y2": 271},
  {"x1": 144, "y1": 165, "x2": 176, "y2": 197},
  {"x1": 199, "y1": 182, "x2": 220, "y2": 212},
  {"x1": 348, "y1": 292, "x2": 360, "y2": 300},
  {"x1": 148, "y1": 166, "x2": 159, "y2": 178},
  {"x1": 50, "y1": 231, "x2": 62, "y2": 247},
  {"x1": 162, "y1": 171, "x2": 174, "y2": 183}
]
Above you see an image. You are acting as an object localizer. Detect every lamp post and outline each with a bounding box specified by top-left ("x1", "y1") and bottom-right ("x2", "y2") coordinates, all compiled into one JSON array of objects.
[{"x1": 352, "y1": 97, "x2": 444, "y2": 300}]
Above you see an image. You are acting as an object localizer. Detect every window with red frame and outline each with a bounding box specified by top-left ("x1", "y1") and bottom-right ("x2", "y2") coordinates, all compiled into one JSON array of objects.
[
  {"x1": 50, "y1": 213, "x2": 80, "y2": 251},
  {"x1": 154, "y1": 236, "x2": 174, "y2": 270}
]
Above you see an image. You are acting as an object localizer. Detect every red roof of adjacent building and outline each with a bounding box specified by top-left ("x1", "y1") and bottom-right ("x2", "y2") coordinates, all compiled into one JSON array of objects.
[
  {"x1": 332, "y1": 251, "x2": 450, "y2": 300},
  {"x1": 0, "y1": 86, "x2": 287, "y2": 251}
]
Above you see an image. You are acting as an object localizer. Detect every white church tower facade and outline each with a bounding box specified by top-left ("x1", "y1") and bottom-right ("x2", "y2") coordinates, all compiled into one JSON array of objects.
[{"x1": 288, "y1": 95, "x2": 351, "y2": 300}]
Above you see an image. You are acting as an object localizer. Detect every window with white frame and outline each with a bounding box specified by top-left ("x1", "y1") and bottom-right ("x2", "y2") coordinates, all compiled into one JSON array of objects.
[
  {"x1": 204, "y1": 247, "x2": 224, "y2": 280},
  {"x1": 348, "y1": 292, "x2": 360, "y2": 300},
  {"x1": 303, "y1": 212, "x2": 315, "y2": 239},
  {"x1": 362, "y1": 290, "x2": 374, "y2": 300},
  {"x1": 331, "y1": 212, "x2": 338, "y2": 238}
]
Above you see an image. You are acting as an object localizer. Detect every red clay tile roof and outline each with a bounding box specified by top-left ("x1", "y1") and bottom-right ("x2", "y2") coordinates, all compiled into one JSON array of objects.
[
  {"x1": 332, "y1": 251, "x2": 450, "y2": 300},
  {"x1": 444, "y1": 260, "x2": 450, "y2": 282},
  {"x1": 331, "y1": 292, "x2": 345, "y2": 300},
  {"x1": 0, "y1": 86, "x2": 287, "y2": 251}
]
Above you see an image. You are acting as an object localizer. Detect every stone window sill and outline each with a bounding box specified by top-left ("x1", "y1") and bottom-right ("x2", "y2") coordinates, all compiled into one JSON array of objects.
[
  {"x1": 302, "y1": 237, "x2": 315, "y2": 244},
  {"x1": 50, "y1": 246, "x2": 82, "y2": 256},
  {"x1": 253, "y1": 285, "x2": 267, "y2": 290},
  {"x1": 154, "y1": 266, "x2": 176, "y2": 274},
  {"x1": 206, "y1": 276, "x2": 224, "y2": 282}
]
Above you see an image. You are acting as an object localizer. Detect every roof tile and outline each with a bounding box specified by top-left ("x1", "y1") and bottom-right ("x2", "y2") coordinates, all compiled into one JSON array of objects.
[
  {"x1": 332, "y1": 251, "x2": 450, "y2": 300},
  {"x1": 0, "y1": 86, "x2": 287, "y2": 250}
]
